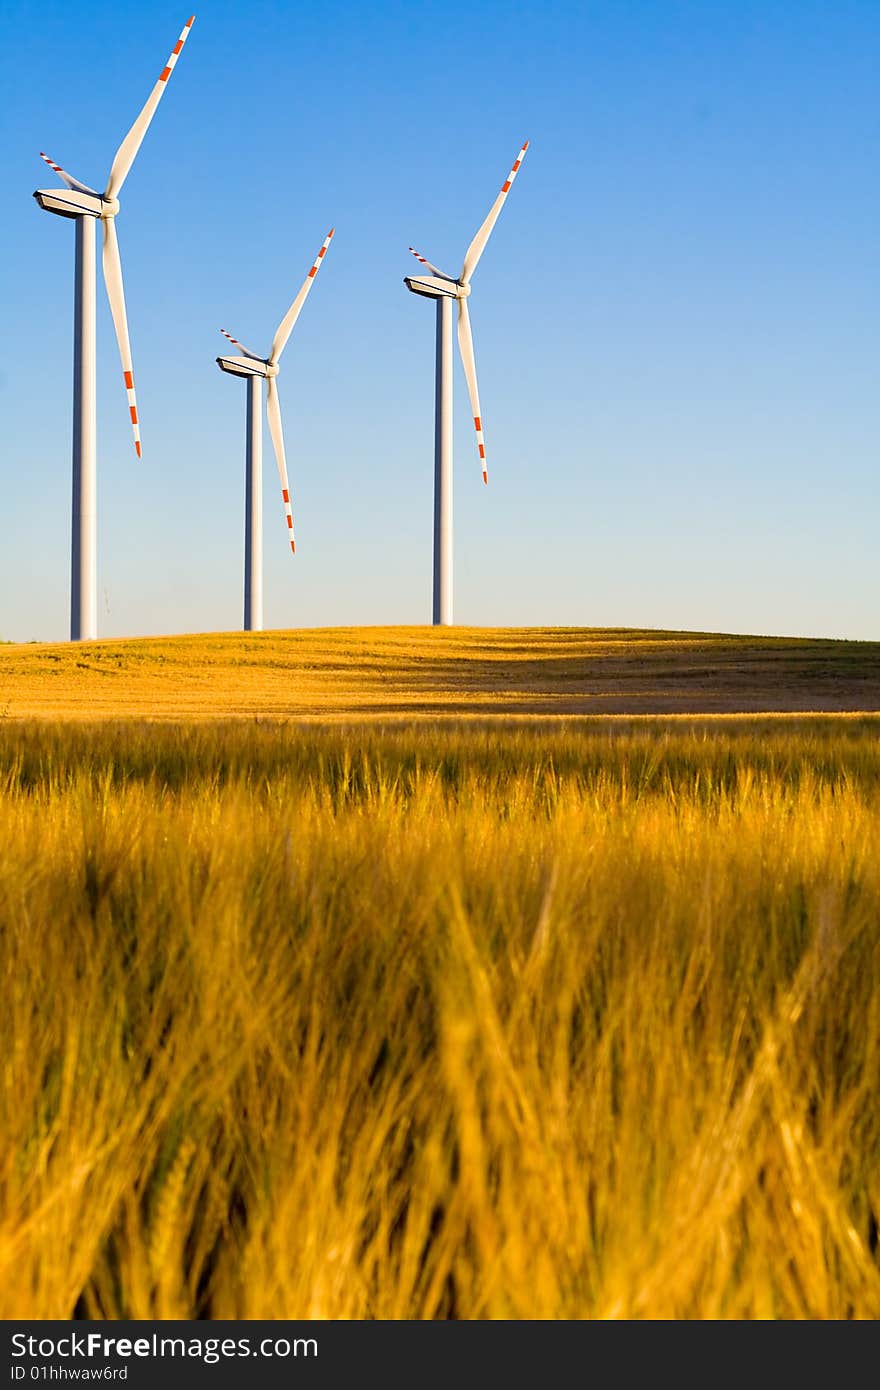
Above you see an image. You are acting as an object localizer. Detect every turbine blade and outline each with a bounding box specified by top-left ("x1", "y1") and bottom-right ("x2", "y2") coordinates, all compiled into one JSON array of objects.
[
  {"x1": 461, "y1": 140, "x2": 529, "y2": 285},
  {"x1": 105, "y1": 16, "x2": 195, "y2": 199},
  {"x1": 38, "y1": 152, "x2": 98, "y2": 196},
  {"x1": 456, "y1": 298, "x2": 487, "y2": 483},
  {"x1": 408, "y1": 246, "x2": 453, "y2": 280},
  {"x1": 101, "y1": 218, "x2": 141, "y2": 458},
  {"x1": 270, "y1": 229, "x2": 335, "y2": 365},
  {"x1": 266, "y1": 376, "x2": 296, "y2": 553},
  {"x1": 219, "y1": 328, "x2": 263, "y2": 361}
]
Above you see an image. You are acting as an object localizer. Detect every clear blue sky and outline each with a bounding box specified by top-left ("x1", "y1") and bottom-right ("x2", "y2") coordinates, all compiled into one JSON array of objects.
[{"x1": 1, "y1": 0, "x2": 877, "y2": 641}]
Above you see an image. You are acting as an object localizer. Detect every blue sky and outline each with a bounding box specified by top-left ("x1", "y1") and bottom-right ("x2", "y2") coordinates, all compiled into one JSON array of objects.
[{"x1": 1, "y1": 0, "x2": 877, "y2": 641}]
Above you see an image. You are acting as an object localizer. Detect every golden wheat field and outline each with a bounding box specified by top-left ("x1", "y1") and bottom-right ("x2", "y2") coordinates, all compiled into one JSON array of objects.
[
  {"x1": 2, "y1": 629, "x2": 880, "y2": 1319},
  {"x1": 3, "y1": 625, "x2": 880, "y2": 718}
]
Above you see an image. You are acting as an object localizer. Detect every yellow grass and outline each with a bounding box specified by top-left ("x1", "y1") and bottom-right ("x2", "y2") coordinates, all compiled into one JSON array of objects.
[
  {"x1": 2, "y1": 711, "x2": 880, "y2": 1318},
  {"x1": 2, "y1": 625, "x2": 879, "y2": 718}
]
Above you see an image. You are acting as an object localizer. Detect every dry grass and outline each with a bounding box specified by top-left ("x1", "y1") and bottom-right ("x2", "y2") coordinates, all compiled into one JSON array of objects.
[
  {"x1": 2, "y1": 716, "x2": 880, "y2": 1318},
  {"x1": 2, "y1": 625, "x2": 879, "y2": 719}
]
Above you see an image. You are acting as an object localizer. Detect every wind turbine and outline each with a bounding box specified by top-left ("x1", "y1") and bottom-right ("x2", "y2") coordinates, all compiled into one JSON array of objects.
[
  {"x1": 216, "y1": 230, "x2": 335, "y2": 632},
  {"x1": 404, "y1": 140, "x2": 528, "y2": 626},
  {"x1": 33, "y1": 16, "x2": 196, "y2": 642}
]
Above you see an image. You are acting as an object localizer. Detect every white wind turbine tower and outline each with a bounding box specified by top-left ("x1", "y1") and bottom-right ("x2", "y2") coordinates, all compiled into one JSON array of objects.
[
  {"x1": 216, "y1": 230, "x2": 335, "y2": 632},
  {"x1": 33, "y1": 17, "x2": 195, "y2": 642},
  {"x1": 404, "y1": 140, "x2": 528, "y2": 626}
]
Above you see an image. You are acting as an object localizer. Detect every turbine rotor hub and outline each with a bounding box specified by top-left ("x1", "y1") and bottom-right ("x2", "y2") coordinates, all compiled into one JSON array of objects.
[
  {"x1": 457, "y1": 281, "x2": 471, "y2": 297},
  {"x1": 101, "y1": 197, "x2": 120, "y2": 217},
  {"x1": 266, "y1": 363, "x2": 279, "y2": 378}
]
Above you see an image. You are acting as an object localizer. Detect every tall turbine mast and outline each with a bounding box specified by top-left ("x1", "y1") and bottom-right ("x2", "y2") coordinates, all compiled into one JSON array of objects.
[
  {"x1": 33, "y1": 17, "x2": 196, "y2": 641},
  {"x1": 404, "y1": 141, "x2": 528, "y2": 626}
]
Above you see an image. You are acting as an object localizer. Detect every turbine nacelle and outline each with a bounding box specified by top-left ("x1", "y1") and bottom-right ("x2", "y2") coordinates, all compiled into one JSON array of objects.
[
  {"x1": 404, "y1": 274, "x2": 463, "y2": 301},
  {"x1": 33, "y1": 187, "x2": 106, "y2": 220},
  {"x1": 216, "y1": 355, "x2": 270, "y2": 379}
]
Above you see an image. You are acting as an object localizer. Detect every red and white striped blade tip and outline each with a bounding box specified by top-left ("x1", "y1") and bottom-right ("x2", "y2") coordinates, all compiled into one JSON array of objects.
[
  {"x1": 501, "y1": 141, "x2": 529, "y2": 190},
  {"x1": 125, "y1": 365, "x2": 141, "y2": 456},
  {"x1": 158, "y1": 17, "x2": 195, "y2": 81},
  {"x1": 38, "y1": 151, "x2": 95, "y2": 193},
  {"x1": 307, "y1": 228, "x2": 334, "y2": 278},
  {"x1": 408, "y1": 247, "x2": 450, "y2": 277}
]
